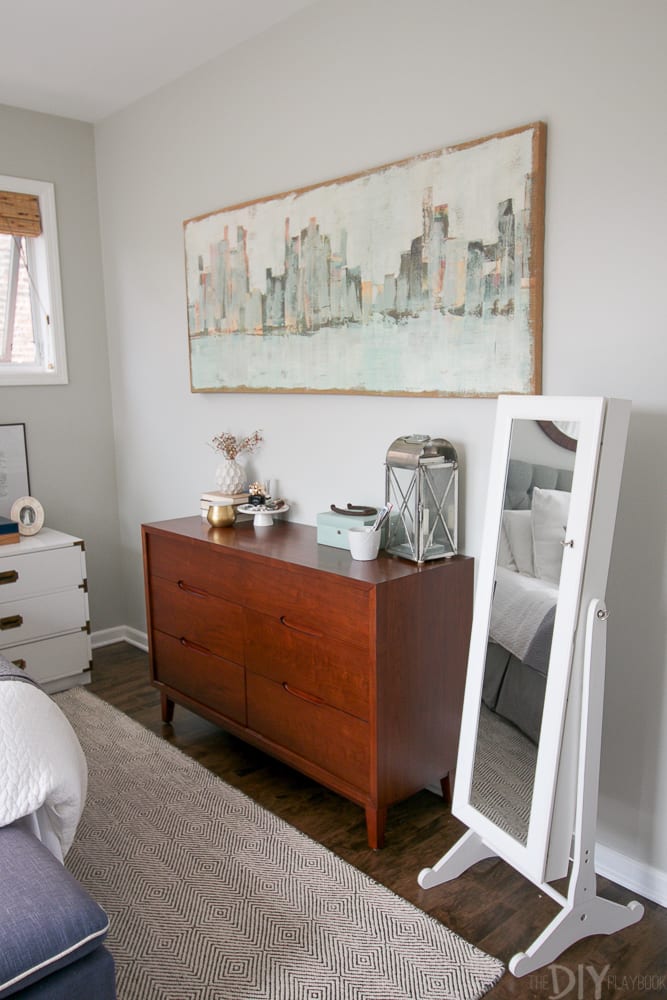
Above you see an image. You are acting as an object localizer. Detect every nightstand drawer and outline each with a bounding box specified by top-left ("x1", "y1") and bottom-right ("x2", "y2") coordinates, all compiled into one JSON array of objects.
[
  {"x1": 244, "y1": 609, "x2": 369, "y2": 720},
  {"x1": 247, "y1": 672, "x2": 369, "y2": 790},
  {"x1": 150, "y1": 575, "x2": 244, "y2": 665},
  {"x1": 4, "y1": 631, "x2": 91, "y2": 685},
  {"x1": 0, "y1": 589, "x2": 88, "y2": 647},
  {"x1": 0, "y1": 544, "x2": 84, "y2": 601},
  {"x1": 152, "y1": 631, "x2": 246, "y2": 725}
]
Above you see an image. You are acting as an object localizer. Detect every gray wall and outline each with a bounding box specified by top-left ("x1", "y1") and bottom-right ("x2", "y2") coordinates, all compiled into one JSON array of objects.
[
  {"x1": 0, "y1": 104, "x2": 123, "y2": 631},
  {"x1": 93, "y1": 0, "x2": 667, "y2": 890}
]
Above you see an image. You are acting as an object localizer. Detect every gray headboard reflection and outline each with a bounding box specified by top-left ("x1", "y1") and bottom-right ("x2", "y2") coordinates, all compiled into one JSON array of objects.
[{"x1": 504, "y1": 459, "x2": 573, "y2": 510}]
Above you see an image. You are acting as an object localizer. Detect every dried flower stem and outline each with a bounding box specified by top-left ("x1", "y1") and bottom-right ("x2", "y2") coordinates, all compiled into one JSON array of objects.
[{"x1": 210, "y1": 430, "x2": 263, "y2": 460}]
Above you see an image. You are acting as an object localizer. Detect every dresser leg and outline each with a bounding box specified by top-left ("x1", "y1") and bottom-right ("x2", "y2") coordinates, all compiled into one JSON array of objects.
[
  {"x1": 365, "y1": 806, "x2": 387, "y2": 850},
  {"x1": 161, "y1": 693, "x2": 174, "y2": 724},
  {"x1": 440, "y1": 771, "x2": 454, "y2": 805}
]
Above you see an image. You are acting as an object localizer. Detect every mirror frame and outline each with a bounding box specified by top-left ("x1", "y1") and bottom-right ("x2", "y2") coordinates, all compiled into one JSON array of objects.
[{"x1": 453, "y1": 395, "x2": 609, "y2": 884}]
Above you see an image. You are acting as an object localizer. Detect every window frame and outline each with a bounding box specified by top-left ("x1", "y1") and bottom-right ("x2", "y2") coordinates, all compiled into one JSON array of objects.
[{"x1": 0, "y1": 175, "x2": 68, "y2": 386}]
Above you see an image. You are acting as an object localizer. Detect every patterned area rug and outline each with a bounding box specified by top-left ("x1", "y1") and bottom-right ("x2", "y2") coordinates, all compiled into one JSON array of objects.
[
  {"x1": 470, "y1": 705, "x2": 536, "y2": 845},
  {"x1": 55, "y1": 688, "x2": 504, "y2": 1000}
]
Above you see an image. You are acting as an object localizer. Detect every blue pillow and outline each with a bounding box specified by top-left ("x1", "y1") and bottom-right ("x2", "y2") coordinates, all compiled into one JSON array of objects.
[{"x1": 0, "y1": 825, "x2": 110, "y2": 998}]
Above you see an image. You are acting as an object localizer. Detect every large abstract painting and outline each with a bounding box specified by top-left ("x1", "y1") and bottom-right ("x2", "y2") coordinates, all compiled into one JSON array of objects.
[{"x1": 184, "y1": 122, "x2": 546, "y2": 396}]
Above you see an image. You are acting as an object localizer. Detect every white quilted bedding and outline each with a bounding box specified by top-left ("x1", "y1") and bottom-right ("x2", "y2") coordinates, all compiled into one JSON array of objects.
[
  {"x1": 490, "y1": 565, "x2": 559, "y2": 662},
  {"x1": 0, "y1": 677, "x2": 87, "y2": 861}
]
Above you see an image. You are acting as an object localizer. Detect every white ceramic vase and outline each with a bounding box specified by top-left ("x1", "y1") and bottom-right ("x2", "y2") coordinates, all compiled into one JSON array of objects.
[{"x1": 215, "y1": 457, "x2": 244, "y2": 494}]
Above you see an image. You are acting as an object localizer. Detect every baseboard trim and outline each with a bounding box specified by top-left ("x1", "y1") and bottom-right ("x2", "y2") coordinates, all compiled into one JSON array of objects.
[
  {"x1": 596, "y1": 842, "x2": 667, "y2": 907},
  {"x1": 91, "y1": 625, "x2": 148, "y2": 652}
]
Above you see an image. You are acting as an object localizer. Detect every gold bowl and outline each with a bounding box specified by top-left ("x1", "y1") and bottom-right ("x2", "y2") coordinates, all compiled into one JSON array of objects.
[{"x1": 207, "y1": 503, "x2": 236, "y2": 527}]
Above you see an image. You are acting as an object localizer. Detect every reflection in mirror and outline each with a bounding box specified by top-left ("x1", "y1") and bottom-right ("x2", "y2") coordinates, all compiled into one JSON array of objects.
[
  {"x1": 470, "y1": 418, "x2": 579, "y2": 844},
  {"x1": 537, "y1": 419, "x2": 578, "y2": 452}
]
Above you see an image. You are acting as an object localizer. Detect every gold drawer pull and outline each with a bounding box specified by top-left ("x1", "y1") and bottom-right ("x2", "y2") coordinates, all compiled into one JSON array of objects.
[
  {"x1": 279, "y1": 616, "x2": 323, "y2": 639},
  {"x1": 12, "y1": 658, "x2": 27, "y2": 670},
  {"x1": 282, "y1": 681, "x2": 327, "y2": 707},
  {"x1": 179, "y1": 636, "x2": 211, "y2": 656},
  {"x1": 0, "y1": 570, "x2": 19, "y2": 585},
  {"x1": 177, "y1": 579, "x2": 209, "y2": 599},
  {"x1": 1, "y1": 614, "x2": 23, "y2": 631}
]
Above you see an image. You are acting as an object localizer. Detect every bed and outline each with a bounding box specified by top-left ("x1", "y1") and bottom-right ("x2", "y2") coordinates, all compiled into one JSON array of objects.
[{"x1": 481, "y1": 459, "x2": 573, "y2": 744}]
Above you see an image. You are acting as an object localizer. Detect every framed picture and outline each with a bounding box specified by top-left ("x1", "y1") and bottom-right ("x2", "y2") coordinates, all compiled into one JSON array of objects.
[
  {"x1": 0, "y1": 423, "x2": 30, "y2": 518},
  {"x1": 184, "y1": 121, "x2": 546, "y2": 397}
]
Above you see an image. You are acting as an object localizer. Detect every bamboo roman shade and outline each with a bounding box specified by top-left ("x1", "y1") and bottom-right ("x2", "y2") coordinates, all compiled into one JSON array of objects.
[{"x1": 0, "y1": 191, "x2": 42, "y2": 237}]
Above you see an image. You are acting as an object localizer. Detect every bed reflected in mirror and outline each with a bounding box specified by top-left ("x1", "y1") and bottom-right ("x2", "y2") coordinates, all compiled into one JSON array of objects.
[{"x1": 470, "y1": 418, "x2": 578, "y2": 844}]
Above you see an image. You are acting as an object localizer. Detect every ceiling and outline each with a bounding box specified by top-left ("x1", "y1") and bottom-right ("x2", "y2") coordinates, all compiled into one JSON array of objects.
[{"x1": 0, "y1": 0, "x2": 319, "y2": 123}]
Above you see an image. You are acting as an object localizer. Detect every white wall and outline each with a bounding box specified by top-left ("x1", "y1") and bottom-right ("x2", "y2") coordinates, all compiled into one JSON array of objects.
[
  {"x1": 94, "y1": 0, "x2": 667, "y2": 886},
  {"x1": 0, "y1": 104, "x2": 123, "y2": 631}
]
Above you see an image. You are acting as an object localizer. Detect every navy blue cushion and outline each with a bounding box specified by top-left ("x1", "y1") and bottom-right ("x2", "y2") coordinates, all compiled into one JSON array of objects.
[
  {"x1": 0, "y1": 825, "x2": 110, "y2": 998},
  {"x1": 6, "y1": 947, "x2": 115, "y2": 1000}
]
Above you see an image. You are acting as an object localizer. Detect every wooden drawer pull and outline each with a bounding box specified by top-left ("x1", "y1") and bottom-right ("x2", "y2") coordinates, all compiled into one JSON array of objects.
[
  {"x1": 179, "y1": 636, "x2": 211, "y2": 656},
  {"x1": 12, "y1": 658, "x2": 27, "y2": 670},
  {"x1": 0, "y1": 614, "x2": 23, "y2": 631},
  {"x1": 282, "y1": 681, "x2": 327, "y2": 707},
  {"x1": 0, "y1": 570, "x2": 19, "y2": 585},
  {"x1": 279, "y1": 616, "x2": 323, "y2": 639},
  {"x1": 177, "y1": 579, "x2": 209, "y2": 599}
]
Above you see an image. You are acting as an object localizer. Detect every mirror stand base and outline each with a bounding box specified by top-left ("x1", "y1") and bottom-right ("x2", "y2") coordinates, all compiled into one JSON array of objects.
[
  {"x1": 419, "y1": 597, "x2": 645, "y2": 975},
  {"x1": 418, "y1": 829, "x2": 497, "y2": 889},
  {"x1": 509, "y1": 896, "x2": 644, "y2": 978}
]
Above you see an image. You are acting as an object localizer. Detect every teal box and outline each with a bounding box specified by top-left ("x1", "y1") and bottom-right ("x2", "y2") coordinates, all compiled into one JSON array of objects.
[{"x1": 316, "y1": 510, "x2": 378, "y2": 550}]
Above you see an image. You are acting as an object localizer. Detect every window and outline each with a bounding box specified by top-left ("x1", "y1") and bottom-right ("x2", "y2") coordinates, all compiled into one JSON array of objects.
[{"x1": 0, "y1": 176, "x2": 68, "y2": 385}]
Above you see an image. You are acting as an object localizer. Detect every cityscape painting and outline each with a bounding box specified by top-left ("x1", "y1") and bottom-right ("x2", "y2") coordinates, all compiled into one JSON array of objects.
[{"x1": 184, "y1": 122, "x2": 546, "y2": 396}]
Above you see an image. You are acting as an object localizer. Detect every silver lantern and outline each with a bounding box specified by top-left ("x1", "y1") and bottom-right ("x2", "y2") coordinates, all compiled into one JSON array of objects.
[{"x1": 384, "y1": 435, "x2": 458, "y2": 563}]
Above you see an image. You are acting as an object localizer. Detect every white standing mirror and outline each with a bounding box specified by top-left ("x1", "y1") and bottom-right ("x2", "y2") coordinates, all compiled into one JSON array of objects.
[{"x1": 419, "y1": 395, "x2": 643, "y2": 976}]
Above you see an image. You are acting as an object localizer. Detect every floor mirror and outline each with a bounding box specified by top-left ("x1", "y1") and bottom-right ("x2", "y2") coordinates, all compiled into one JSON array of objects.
[{"x1": 419, "y1": 395, "x2": 643, "y2": 976}]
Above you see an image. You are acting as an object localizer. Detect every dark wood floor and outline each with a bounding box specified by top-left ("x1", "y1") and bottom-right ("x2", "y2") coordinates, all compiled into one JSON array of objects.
[{"x1": 89, "y1": 643, "x2": 666, "y2": 999}]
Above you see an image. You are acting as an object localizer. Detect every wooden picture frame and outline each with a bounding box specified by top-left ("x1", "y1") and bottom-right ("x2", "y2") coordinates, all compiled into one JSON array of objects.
[{"x1": 184, "y1": 122, "x2": 546, "y2": 397}]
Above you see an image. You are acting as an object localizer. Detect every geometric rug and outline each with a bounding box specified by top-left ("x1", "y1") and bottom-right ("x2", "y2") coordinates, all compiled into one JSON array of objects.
[
  {"x1": 470, "y1": 705, "x2": 536, "y2": 846},
  {"x1": 54, "y1": 688, "x2": 504, "y2": 1000}
]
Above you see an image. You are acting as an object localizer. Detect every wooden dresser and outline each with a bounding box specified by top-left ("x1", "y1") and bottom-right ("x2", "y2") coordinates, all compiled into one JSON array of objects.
[{"x1": 142, "y1": 517, "x2": 473, "y2": 847}]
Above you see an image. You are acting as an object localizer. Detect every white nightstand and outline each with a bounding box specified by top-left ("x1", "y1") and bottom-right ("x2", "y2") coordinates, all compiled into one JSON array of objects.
[{"x1": 0, "y1": 527, "x2": 92, "y2": 693}]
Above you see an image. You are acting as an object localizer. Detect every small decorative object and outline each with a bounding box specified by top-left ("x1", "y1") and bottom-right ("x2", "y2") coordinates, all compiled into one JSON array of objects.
[
  {"x1": 316, "y1": 504, "x2": 385, "y2": 551},
  {"x1": 0, "y1": 515, "x2": 20, "y2": 545},
  {"x1": 248, "y1": 481, "x2": 266, "y2": 506},
  {"x1": 384, "y1": 436, "x2": 458, "y2": 563},
  {"x1": 237, "y1": 500, "x2": 289, "y2": 528},
  {"x1": 348, "y1": 527, "x2": 382, "y2": 562},
  {"x1": 200, "y1": 490, "x2": 249, "y2": 519},
  {"x1": 206, "y1": 502, "x2": 236, "y2": 527},
  {"x1": 10, "y1": 496, "x2": 45, "y2": 536},
  {"x1": 210, "y1": 430, "x2": 263, "y2": 494}
]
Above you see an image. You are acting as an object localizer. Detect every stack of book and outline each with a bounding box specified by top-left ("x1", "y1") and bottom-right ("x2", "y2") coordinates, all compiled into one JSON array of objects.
[
  {"x1": 200, "y1": 490, "x2": 249, "y2": 519},
  {"x1": 0, "y1": 516, "x2": 19, "y2": 545}
]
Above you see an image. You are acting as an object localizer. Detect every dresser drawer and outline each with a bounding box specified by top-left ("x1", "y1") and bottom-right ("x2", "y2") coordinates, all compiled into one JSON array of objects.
[
  {"x1": 152, "y1": 631, "x2": 246, "y2": 725},
  {"x1": 0, "y1": 589, "x2": 88, "y2": 648},
  {"x1": 146, "y1": 533, "x2": 244, "y2": 603},
  {"x1": 4, "y1": 631, "x2": 91, "y2": 685},
  {"x1": 247, "y1": 672, "x2": 369, "y2": 790},
  {"x1": 0, "y1": 545, "x2": 84, "y2": 602},
  {"x1": 244, "y1": 609, "x2": 369, "y2": 720},
  {"x1": 241, "y1": 561, "x2": 370, "y2": 647},
  {"x1": 150, "y1": 576, "x2": 244, "y2": 665}
]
